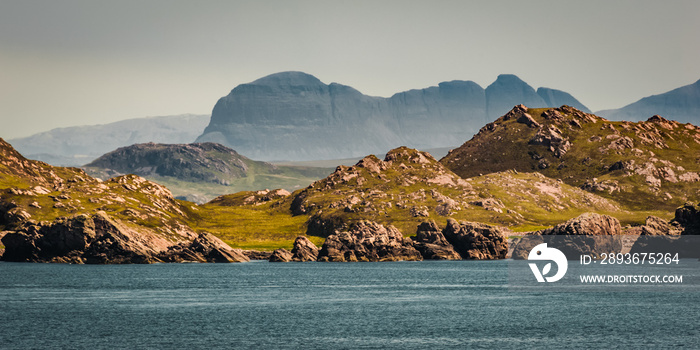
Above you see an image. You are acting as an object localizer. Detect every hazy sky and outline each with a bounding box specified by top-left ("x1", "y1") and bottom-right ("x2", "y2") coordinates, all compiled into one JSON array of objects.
[{"x1": 1, "y1": 0, "x2": 699, "y2": 139}]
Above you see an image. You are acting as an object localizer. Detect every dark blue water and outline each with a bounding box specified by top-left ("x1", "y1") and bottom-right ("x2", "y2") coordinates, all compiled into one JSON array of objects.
[{"x1": 1, "y1": 260, "x2": 698, "y2": 349}]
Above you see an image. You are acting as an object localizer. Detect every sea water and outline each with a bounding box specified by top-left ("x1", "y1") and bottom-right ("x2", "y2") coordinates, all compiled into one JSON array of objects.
[{"x1": 1, "y1": 260, "x2": 697, "y2": 349}]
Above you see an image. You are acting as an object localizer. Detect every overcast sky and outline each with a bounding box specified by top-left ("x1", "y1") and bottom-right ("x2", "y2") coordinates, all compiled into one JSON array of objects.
[{"x1": 1, "y1": 0, "x2": 699, "y2": 139}]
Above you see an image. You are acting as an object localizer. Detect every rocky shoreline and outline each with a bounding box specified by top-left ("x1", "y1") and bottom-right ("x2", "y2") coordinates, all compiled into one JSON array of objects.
[{"x1": 3, "y1": 204, "x2": 700, "y2": 263}]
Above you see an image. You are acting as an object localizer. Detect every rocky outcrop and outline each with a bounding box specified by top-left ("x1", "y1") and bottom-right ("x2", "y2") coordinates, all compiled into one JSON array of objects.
[
  {"x1": 269, "y1": 248, "x2": 294, "y2": 262},
  {"x1": 1, "y1": 212, "x2": 248, "y2": 264},
  {"x1": 317, "y1": 221, "x2": 422, "y2": 262},
  {"x1": 511, "y1": 213, "x2": 623, "y2": 259},
  {"x1": 242, "y1": 250, "x2": 273, "y2": 260},
  {"x1": 673, "y1": 202, "x2": 700, "y2": 235},
  {"x1": 529, "y1": 125, "x2": 571, "y2": 158},
  {"x1": 411, "y1": 221, "x2": 461, "y2": 260},
  {"x1": 540, "y1": 213, "x2": 621, "y2": 236},
  {"x1": 159, "y1": 232, "x2": 249, "y2": 263},
  {"x1": 441, "y1": 219, "x2": 508, "y2": 260},
  {"x1": 630, "y1": 203, "x2": 700, "y2": 257},
  {"x1": 640, "y1": 216, "x2": 680, "y2": 236},
  {"x1": 3, "y1": 212, "x2": 165, "y2": 263},
  {"x1": 291, "y1": 236, "x2": 319, "y2": 262}
]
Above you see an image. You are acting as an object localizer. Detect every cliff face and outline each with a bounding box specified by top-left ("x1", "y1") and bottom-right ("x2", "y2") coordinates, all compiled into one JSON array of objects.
[{"x1": 197, "y1": 71, "x2": 588, "y2": 161}]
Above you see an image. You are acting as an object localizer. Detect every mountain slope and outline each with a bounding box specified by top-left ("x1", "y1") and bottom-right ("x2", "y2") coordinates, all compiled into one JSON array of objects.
[
  {"x1": 197, "y1": 71, "x2": 589, "y2": 161},
  {"x1": 441, "y1": 105, "x2": 700, "y2": 211},
  {"x1": 0, "y1": 138, "x2": 250, "y2": 263},
  {"x1": 597, "y1": 79, "x2": 700, "y2": 123},
  {"x1": 83, "y1": 142, "x2": 333, "y2": 203},
  {"x1": 7, "y1": 114, "x2": 209, "y2": 166}
]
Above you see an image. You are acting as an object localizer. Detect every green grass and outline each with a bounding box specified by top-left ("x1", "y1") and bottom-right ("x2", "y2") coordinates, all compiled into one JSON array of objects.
[{"x1": 187, "y1": 201, "x2": 315, "y2": 250}]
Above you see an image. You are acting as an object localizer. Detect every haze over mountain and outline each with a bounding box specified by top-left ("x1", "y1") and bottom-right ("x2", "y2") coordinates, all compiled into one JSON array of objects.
[
  {"x1": 597, "y1": 79, "x2": 700, "y2": 124},
  {"x1": 197, "y1": 72, "x2": 590, "y2": 161},
  {"x1": 83, "y1": 142, "x2": 333, "y2": 203},
  {"x1": 8, "y1": 114, "x2": 209, "y2": 166}
]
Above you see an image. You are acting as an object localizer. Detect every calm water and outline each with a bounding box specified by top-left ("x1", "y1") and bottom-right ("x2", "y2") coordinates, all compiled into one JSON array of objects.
[{"x1": 1, "y1": 260, "x2": 698, "y2": 349}]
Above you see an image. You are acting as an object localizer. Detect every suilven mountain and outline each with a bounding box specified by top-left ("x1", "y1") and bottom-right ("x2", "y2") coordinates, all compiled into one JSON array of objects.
[{"x1": 196, "y1": 71, "x2": 589, "y2": 161}]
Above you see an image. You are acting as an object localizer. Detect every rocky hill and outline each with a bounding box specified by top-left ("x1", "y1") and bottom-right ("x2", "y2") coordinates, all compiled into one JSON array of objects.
[
  {"x1": 197, "y1": 71, "x2": 589, "y2": 161},
  {"x1": 597, "y1": 79, "x2": 700, "y2": 124},
  {"x1": 440, "y1": 105, "x2": 700, "y2": 211},
  {"x1": 0, "y1": 138, "x2": 247, "y2": 263},
  {"x1": 83, "y1": 142, "x2": 333, "y2": 203},
  {"x1": 200, "y1": 146, "x2": 627, "y2": 250},
  {"x1": 7, "y1": 114, "x2": 209, "y2": 166}
]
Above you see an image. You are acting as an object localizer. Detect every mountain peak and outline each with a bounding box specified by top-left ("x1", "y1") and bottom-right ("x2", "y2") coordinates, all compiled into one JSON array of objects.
[
  {"x1": 251, "y1": 71, "x2": 325, "y2": 87},
  {"x1": 493, "y1": 74, "x2": 527, "y2": 84}
]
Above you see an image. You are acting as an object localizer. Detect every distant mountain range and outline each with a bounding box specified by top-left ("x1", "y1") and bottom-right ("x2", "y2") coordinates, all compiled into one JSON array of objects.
[
  {"x1": 597, "y1": 79, "x2": 700, "y2": 123},
  {"x1": 8, "y1": 114, "x2": 209, "y2": 166},
  {"x1": 8, "y1": 72, "x2": 699, "y2": 165},
  {"x1": 197, "y1": 71, "x2": 589, "y2": 161}
]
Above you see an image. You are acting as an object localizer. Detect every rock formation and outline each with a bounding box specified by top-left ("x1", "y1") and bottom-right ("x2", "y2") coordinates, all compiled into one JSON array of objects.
[
  {"x1": 291, "y1": 236, "x2": 319, "y2": 262},
  {"x1": 268, "y1": 248, "x2": 294, "y2": 262},
  {"x1": 441, "y1": 219, "x2": 509, "y2": 260},
  {"x1": 411, "y1": 221, "x2": 462, "y2": 260},
  {"x1": 511, "y1": 213, "x2": 623, "y2": 259},
  {"x1": 317, "y1": 221, "x2": 422, "y2": 262}
]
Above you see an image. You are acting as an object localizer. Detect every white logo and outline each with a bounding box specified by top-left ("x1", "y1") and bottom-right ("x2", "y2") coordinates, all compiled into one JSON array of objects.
[{"x1": 528, "y1": 243, "x2": 568, "y2": 282}]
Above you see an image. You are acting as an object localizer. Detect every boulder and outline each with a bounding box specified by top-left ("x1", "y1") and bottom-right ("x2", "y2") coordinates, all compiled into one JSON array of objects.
[
  {"x1": 269, "y1": 248, "x2": 294, "y2": 262},
  {"x1": 291, "y1": 236, "x2": 319, "y2": 262},
  {"x1": 160, "y1": 232, "x2": 249, "y2": 263},
  {"x1": 673, "y1": 202, "x2": 700, "y2": 235},
  {"x1": 411, "y1": 221, "x2": 461, "y2": 260},
  {"x1": 242, "y1": 250, "x2": 273, "y2": 260},
  {"x1": 317, "y1": 221, "x2": 422, "y2": 262},
  {"x1": 442, "y1": 219, "x2": 508, "y2": 260},
  {"x1": 640, "y1": 216, "x2": 680, "y2": 236},
  {"x1": 511, "y1": 213, "x2": 622, "y2": 259}
]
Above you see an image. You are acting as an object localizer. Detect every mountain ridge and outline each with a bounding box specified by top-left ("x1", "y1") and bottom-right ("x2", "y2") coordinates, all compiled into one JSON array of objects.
[
  {"x1": 7, "y1": 114, "x2": 210, "y2": 166},
  {"x1": 596, "y1": 79, "x2": 700, "y2": 124},
  {"x1": 197, "y1": 71, "x2": 592, "y2": 161}
]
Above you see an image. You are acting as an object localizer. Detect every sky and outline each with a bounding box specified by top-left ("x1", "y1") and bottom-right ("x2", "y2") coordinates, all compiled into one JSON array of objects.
[{"x1": 1, "y1": 0, "x2": 699, "y2": 139}]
